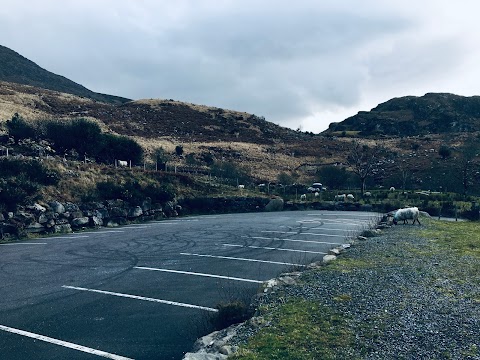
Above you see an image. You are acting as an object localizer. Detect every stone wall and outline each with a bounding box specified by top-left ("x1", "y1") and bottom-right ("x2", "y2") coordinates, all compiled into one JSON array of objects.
[{"x1": 0, "y1": 198, "x2": 180, "y2": 239}]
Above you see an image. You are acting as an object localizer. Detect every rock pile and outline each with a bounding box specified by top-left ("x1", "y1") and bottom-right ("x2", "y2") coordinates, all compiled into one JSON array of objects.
[{"x1": 0, "y1": 198, "x2": 181, "y2": 239}]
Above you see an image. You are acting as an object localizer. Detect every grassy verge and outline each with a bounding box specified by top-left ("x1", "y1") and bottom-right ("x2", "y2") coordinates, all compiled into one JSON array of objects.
[{"x1": 230, "y1": 217, "x2": 480, "y2": 359}]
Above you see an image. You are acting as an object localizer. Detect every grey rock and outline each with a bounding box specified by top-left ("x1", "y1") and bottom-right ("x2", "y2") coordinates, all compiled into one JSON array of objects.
[
  {"x1": 265, "y1": 198, "x2": 284, "y2": 212},
  {"x1": 95, "y1": 209, "x2": 109, "y2": 219},
  {"x1": 25, "y1": 222, "x2": 45, "y2": 233},
  {"x1": 110, "y1": 207, "x2": 127, "y2": 218},
  {"x1": 128, "y1": 206, "x2": 143, "y2": 218},
  {"x1": 54, "y1": 224, "x2": 72, "y2": 233},
  {"x1": 64, "y1": 202, "x2": 79, "y2": 212},
  {"x1": 49, "y1": 201, "x2": 65, "y2": 214},
  {"x1": 69, "y1": 211, "x2": 84, "y2": 219},
  {"x1": 38, "y1": 214, "x2": 49, "y2": 224},
  {"x1": 323, "y1": 254, "x2": 337, "y2": 263},
  {"x1": 329, "y1": 248, "x2": 341, "y2": 256},
  {"x1": 71, "y1": 217, "x2": 89, "y2": 227},
  {"x1": 142, "y1": 198, "x2": 152, "y2": 212},
  {"x1": 91, "y1": 216, "x2": 103, "y2": 227}
]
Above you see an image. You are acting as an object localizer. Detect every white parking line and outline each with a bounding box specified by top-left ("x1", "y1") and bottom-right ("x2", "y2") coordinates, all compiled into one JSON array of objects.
[
  {"x1": 47, "y1": 235, "x2": 90, "y2": 240},
  {"x1": 180, "y1": 252, "x2": 306, "y2": 267},
  {"x1": 223, "y1": 244, "x2": 327, "y2": 255},
  {"x1": 134, "y1": 267, "x2": 263, "y2": 284},
  {"x1": 243, "y1": 236, "x2": 343, "y2": 244},
  {"x1": 0, "y1": 324, "x2": 133, "y2": 360},
  {"x1": 171, "y1": 219, "x2": 199, "y2": 222},
  {"x1": 120, "y1": 226, "x2": 152, "y2": 229},
  {"x1": 0, "y1": 243, "x2": 47, "y2": 246},
  {"x1": 81, "y1": 230, "x2": 125, "y2": 234},
  {"x1": 62, "y1": 285, "x2": 217, "y2": 312},
  {"x1": 308, "y1": 213, "x2": 378, "y2": 217},
  {"x1": 263, "y1": 229, "x2": 347, "y2": 234}
]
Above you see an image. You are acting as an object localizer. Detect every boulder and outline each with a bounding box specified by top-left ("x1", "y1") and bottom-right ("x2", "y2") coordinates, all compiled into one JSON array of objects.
[
  {"x1": 323, "y1": 254, "x2": 337, "y2": 263},
  {"x1": 64, "y1": 202, "x2": 79, "y2": 212},
  {"x1": 128, "y1": 206, "x2": 143, "y2": 218},
  {"x1": 110, "y1": 207, "x2": 128, "y2": 218},
  {"x1": 49, "y1": 201, "x2": 65, "y2": 214},
  {"x1": 91, "y1": 216, "x2": 103, "y2": 227},
  {"x1": 54, "y1": 224, "x2": 72, "y2": 233},
  {"x1": 25, "y1": 222, "x2": 45, "y2": 234},
  {"x1": 142, "y1": 198, "x2": 152, "y2": 212},
  {"x1": 71, "y1": 217, "x2": 89, "y2": 227},
  {"x1": 38, "y1": 214, "x2": 49, "y2": 224},
  {"x1": 265, "y1": 198, "x2": 284, "y2": 212}
]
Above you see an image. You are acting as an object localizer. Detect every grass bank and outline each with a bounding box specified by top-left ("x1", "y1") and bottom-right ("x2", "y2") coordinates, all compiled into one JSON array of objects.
[{"x1": 230, "y1": 218, "x2": 480, "y2": 359}]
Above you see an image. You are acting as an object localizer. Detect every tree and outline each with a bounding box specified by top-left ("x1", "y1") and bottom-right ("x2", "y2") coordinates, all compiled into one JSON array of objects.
[
  {"x1": 451, "y1": 138, "x2": 480, "y2": 195},
  {"x1": 439, "y1": 144, "x2": 452, "y2": 160},
  {"x1": 317, "y1": 166, "x2": 349, "y2": 190},
  {"x1": 152, "y1": 147, "x2": 170, "y2": 169},
  {"x1": 175, "y1": 145, "x2": 184, "y2": 156},
  {"x1": 346, "y1": 140, "x2": 382, "y2": 195}
]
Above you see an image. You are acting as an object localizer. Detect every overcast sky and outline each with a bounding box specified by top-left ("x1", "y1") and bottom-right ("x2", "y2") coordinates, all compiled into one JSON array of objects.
[{"x1": 1, "y1": 1, "x2": 479, "y2": 132}]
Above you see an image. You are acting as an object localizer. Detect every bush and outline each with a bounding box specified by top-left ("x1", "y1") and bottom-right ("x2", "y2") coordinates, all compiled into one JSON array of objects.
[
  {"x1": 6, "y1": 113, "x2": 36, "y2": 143},
  {"x1": 210, "y1": 301, "x2": 252, "y2": 330},
  {"x1": 210, "y1": 161, "x2": 251, "y2": 185},
  {"x1": 0, "y1": 158, "x2": 60, "y2": 185},
  {"x1": 42, "y1": 118, "x2": 143, "y2": 165},
  {"x1": 97, "y1": 134, "x2": 144, "y2": 165},
  {"x1": 95, "y1": 180, "x2": 176, "y2": 204},
  {"x1": 0, "y1": 177, "x2": 39, "y2": 211}
]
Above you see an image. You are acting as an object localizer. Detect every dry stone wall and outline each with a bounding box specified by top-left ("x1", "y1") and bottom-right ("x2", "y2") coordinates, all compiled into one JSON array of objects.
[{"x1": 0, "y1": 198, "x2": 180, "y2": 239}]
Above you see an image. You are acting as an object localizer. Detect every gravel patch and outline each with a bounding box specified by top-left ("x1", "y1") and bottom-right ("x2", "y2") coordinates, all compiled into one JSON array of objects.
[{"x1": 228, "y1": 225, "x2": 480, "y2": 359}]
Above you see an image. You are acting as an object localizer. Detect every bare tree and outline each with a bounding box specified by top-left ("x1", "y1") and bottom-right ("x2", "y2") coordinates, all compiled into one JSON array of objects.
[
  {"x1": 346, "y1": 140, "x2": 382, "y2": 195},
  {"x1": 451, "y1": 138, "x2": 480, "y2": 195}
]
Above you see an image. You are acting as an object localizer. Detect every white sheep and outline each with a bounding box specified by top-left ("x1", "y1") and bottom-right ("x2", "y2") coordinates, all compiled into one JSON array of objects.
[
  {"x1": 314, "y1": 192, "x2": 319, "y2": 198},
  {"x1": 238, "y1": 185, "x2": 245, "y2": 189},
  {"x1": 347, "y1": 194, "x2": 355, "y2": 200},
  {"x1": 334, "y1": 194, "x2": 346, "y2": 201},
  {"x1": 117, "y1": 160, "x2": 128, "y2": 167},
  {"x1": 300, "y1": 194, "x2": 307, "y2": 201},
  {"x1": 389, "y1": 186, "x2": 396, "y2": 192},
  {"x1": 393, "y1": 207, "x2": 421, "y2": 225},
  {"x1": 364, "y1": 191, "x2": 372, "y2": 197}
]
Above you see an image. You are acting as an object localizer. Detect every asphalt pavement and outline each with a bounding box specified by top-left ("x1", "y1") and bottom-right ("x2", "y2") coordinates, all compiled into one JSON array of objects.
[{"x1": 0, "y1": 210, "x2": 379, "y2": 360}]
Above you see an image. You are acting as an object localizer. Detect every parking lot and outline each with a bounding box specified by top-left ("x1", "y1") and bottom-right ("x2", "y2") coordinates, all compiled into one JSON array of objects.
[{"x1": 0, "y1": 210, "x2": 379, "y2": 360}]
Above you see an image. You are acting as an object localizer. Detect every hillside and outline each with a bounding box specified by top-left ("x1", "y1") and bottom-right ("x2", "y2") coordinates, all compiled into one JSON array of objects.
[
  {"x1": 0, "y1": 45, "x2": 129, "y2": 105},
  {"x1": 325, "y1": 93, "x2": 480, "y2": 137}
]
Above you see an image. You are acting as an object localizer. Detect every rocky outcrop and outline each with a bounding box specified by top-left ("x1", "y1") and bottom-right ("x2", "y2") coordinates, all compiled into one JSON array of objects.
[{"x1": 0, "y1": 197, "x2": 175, "y2": 239}]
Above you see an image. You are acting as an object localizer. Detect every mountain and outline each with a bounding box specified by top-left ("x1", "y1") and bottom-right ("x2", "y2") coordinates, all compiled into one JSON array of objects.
[
  {"x1": 0, "y1": 45, "x2": 129, "y2": 105},
  {"x1": 324, "y1": 93, "x2": 480, "y2": 137}
]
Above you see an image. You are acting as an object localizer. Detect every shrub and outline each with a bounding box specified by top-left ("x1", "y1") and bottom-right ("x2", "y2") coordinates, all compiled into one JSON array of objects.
[
  {"x1": 210, "y1": 301, "x2": 252, "y2": 330},
  {"x1": 6, "y1": 113, "x2": 36, "y2": 143},
  {"x1": 97, "y1": 134, "x2": 144, "y2": 165},
  {"x1": 0, "y1": 158, "x2": 60, "y2": 185},
  {"x1": 0, "y1": 177, "x2": 39, "y2": 211},
  {"x1": 0, "y1": 158, "x2": 60, "y2": 211},
  {"x1": 175, "y1": 145, "x2": 184, "y2": 156}
]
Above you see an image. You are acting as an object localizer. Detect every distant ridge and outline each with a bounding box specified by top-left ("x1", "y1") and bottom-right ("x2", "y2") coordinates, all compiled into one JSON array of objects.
[
  {"x1": 0, "y1": 45, "x2": 130, "y2": 105},
  {"x1": 324, "y1": 92, "x2": 480, "y2": 137}
]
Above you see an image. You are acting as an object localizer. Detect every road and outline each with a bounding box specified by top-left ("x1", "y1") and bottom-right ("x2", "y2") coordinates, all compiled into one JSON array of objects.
[{"x1": 0, "y1": 210, "x2": 379, "y2": 359}]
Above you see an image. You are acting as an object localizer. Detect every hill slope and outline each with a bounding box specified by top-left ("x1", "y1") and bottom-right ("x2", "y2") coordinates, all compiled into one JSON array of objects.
[
  {"x1": 325, "y1": 93, "x2": 480, "y2": 137},
  {"x1": 0, "y1": 45, "x2": 129, "y2": 105}
]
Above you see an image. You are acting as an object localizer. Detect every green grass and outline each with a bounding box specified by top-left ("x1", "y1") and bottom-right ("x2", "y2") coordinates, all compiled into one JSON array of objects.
[
  {"x1": 230, "y1": 299, "x2": 357, "y2": 360},
  {"x1": 420, "y1": 218, "x2": 480, "y2": 257}
]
